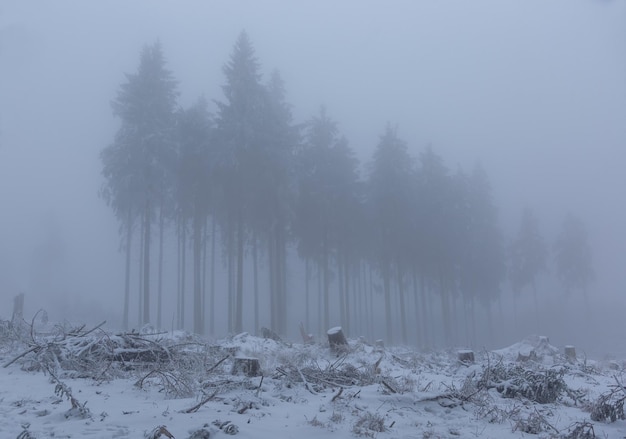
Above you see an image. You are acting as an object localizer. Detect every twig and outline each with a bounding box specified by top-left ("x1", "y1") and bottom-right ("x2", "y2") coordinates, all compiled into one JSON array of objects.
[
  {"x1": 3, "y1": 345, "x2": 40, "y2": 368},
  {"x1": 182, "y1": 389, "x2": 219, "y2": 413},
  {"x1": 256, "y1": 375, "x2": 264, "y2": 397},
  {"x1": 381, "y1": 380, "x2": 397, "y2": 394},
  {"x1": 78, "y1": 321, "x2": 107, "y2": 337},
  {"x1": 207, "y1": 355, "x2": 230, "y2": 373},
  {"x1": 297, "y1": 367, "x2": 318, "y2": 395},
  {"x1": 331, "y1": 387, "x2": 344, "y2": 402}
]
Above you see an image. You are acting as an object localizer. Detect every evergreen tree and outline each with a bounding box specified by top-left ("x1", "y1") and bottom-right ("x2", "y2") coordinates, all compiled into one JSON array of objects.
[
  {"x1": 366, "y1": 125, "x2": 414, "y2": 343},
  {"x1": 295, "y1": 107, "x2": 360, "y2": 334},
  {"x1": 554, "y1": 213, "x2": 594, "y2": 298},
  {"x1": 457, "y1": 165, "x2": 505, "y2": 341},
  {"x1": 214, "y1": 31, "x2": 266, "y2": 333},
  {"x1": 101, "y1": 40, "x2": 178, "y2": 328},
  {"x1": 508, "y1": 207, "x2": 548, "y2": 313},
  {"x1": 176, "y1": 97, "x2": 214, "y2": 334}
]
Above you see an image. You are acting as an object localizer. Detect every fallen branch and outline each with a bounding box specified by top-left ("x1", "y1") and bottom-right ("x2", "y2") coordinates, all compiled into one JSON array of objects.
[
  {"x1": 207, "y1": 355, "x2": 230, "y2": 373},
  {"x1": 181, "y1": 389, "x2": 219, "y2": 414},
  {"x1": 381, "y1": 380, "x2": 397, "y2": 394},
  {"x1": 331, "y1": 387, "x2": 344, "y2": 402}
]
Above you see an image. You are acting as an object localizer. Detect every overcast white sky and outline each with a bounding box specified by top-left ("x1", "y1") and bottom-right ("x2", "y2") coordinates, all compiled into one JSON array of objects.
[{"x1": 0, "y1": 1, "x2": 624, "y2": 326}]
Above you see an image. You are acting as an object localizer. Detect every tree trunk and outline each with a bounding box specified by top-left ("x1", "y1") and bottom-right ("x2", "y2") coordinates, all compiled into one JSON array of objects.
[
  {"x1": 138, "y1": 211, "x2": 145, "y2": 326},
  {"x1": 209, "y1": 218, "x2": 216, "y2": 335},
  {"x1": 253, "y1": 234, "x2": 259, "y2": 333},
  {"x1": 193, "y1": 211, "x2": 203, "y2": 335},
  {"x1": 123, "y1": 208, "x2": 132, "y2": 330},
  {"x1": 142, "y1": 200, "x2": 151, "y2": 326},
  {"x1": 201, "y1": 216, "x2": 208, "y2": 331},
  {"x1": 235, "y1": 212, "x2": 244, "y2": 333},
  {"x1": 383, "y1": 265, "x2": 392, "y2": 343},
  {"x1": 323, "y1": 240, "x2": 330, "y2": 334},
  {"x1": 305, "y1": 258, "x2": 310, "y2": 332},
  {"x1": 180, "y1": 221, "x2": 186, "y2": 329},
  {"x1": 157, "y1": 204, "x2": 164, "y2": 330},
  {"x1": 397, "y1": 268, "x2": 407, "y2": 344},
  {"x1": 338, "y1": 253, "x2": 346, "y2": 329}
]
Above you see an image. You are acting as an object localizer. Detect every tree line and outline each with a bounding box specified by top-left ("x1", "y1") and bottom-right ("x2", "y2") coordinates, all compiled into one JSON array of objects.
[{"x1": 100, "y1": 32, "x2": 594, "y2": 346}]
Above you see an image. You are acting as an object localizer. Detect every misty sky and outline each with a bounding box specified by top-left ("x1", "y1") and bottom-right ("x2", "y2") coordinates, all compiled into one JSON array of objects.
[{"x1": 0, "y1": 1, "x2": 624, "y2": 325}]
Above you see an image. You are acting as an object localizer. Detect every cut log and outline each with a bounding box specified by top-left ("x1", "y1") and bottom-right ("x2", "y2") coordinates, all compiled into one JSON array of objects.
[
  {"x1": 564, "y1": 345, "x2": 576, "y2": 361},
  {"x1": 327, "y1": 326, "x2": 348, "y2": 350},
  {"x1": 231, "y1": 357, "x2": 261, "y2": 377},
  {"x1": 457, "y1": 350, "x2": 475, "y2": 364}
]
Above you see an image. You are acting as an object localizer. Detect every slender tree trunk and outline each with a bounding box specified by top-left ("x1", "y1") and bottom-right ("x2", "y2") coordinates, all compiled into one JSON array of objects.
[
  {"x1": 180, "y1": 221, "x2": 186, "y2": 329},
  {"x1": 142, "y1": 200, "x2": 151, "y2": 326},
  {"x1": 123, "y1": 208, "x2": 133, "y2": 330},
  {"x1": 338, "y1": 252, "x2": 346, "y2": 328},
  {"x1": 278, "y1": 227, "x2": 287, "y2": 335},
  {"x1": 397, "y1": 268, "x2": 407, "y2": 344},
  {"x1": 138, "y1": 211, "x2": 145, "y2": 326},
  {"x1": 383, "y1": 264, "x2": 392, "y2": 343},
  {"x1": 193, "y1": 211, "x2": 203, "y2": 334},
  {"x1": 305, "y1": 258, "x2": 310, "y2": 332},
  {"x1": 227, "y1": 220, "x2": 234, "y2": 333},
  {"x1": 235, "y1": 212, "x2": 244, "y2": 333},
  {"x1": 368, "y1": 264, "x2": 376, "y2": 337},
  {"x1": 176, "y1": 218, "x2": 181, "y2": 328},
  {"x1": 317, "y1": 259, "x2": 322, "y2": 336},
  {"x1": 253, "y1": 234, "x2": 259, "y2": 333},
  {"x1": 412, "y1": 270, "x2": 421, "y2": 348},
  {"x1": 323, "y1": 240, "x2": 330, "y2": 332},
  {"x1": 344, "y1": 255, "x2": 351, "y2": 334},
  {"x1": 157, "y1": 205, "x2": 164, "y2": 330},
  {"x1": 420, "y1": 275, "x2": 430, "y2": 348},
  {"x1": 209, "y1": 218, "x2": 216, "y2": 335},
  {"x1": 201, "y1": 217, "x2": 208, "y2": 332}
]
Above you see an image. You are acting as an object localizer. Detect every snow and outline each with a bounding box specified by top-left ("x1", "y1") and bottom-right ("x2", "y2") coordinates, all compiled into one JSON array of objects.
[{"x1": 2, "y1": 328, "x2": 626, "y2": 438}]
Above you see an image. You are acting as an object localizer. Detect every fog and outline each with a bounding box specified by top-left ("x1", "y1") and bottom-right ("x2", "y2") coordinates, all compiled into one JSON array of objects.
[{"x1": 1, "y1": 1, "x2": 625, "y2": 356}]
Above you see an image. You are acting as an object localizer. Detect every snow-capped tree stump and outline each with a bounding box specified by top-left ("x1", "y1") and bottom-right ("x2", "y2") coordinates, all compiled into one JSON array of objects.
[
  {"x1": 231, "y1": 357, "x2": 261, "y2": 377},
  {"x1": 564, "y1": 345, "x2": 576, "y2": 361},
  {"x1": 457, "y1": 350, "x2": 475, "y2": 364},
  {"x1": 375, "y1": 339, "x2": 385, "y2": 350},
  {"x1": 327, "y1": 327, "x2": 348, "y2": 351}
]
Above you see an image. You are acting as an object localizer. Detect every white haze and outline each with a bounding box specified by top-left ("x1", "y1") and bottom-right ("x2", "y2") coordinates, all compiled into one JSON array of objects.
[{"x1": 0, "y1": 1, "x2": 625, "y2": 355}]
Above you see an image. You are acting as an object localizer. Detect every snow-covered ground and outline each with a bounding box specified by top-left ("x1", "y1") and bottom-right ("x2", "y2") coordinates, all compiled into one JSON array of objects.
[{"x1": 1, "y1": 326, "x2": 626, "y2": 439}]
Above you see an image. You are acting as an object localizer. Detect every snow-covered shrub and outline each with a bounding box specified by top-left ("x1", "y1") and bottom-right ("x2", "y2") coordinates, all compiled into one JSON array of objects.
[
  {"x1": 589, "y1": 389, "x2": 625, "y2": 423},
  {"x1": 481, "y1": 363, "x2": 566, "y2": 404},
  {"x1": 352, "y1": 412, "x2": 386, "y2": 437},
  {"x1": 563, "y1": 421, "x2": 596, "y2": 439}
]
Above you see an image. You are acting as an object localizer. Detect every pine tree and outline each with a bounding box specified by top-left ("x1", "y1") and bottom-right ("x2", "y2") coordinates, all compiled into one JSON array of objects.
[
  {"x1": 366, "y1": 125, "x2": 414, "y2": 344},
  {"x1": 101, "y1": 40, "x2": 178, "y2": 328},
  {"x1": 508, "y1": 207, "x2": 548, "y2": 314},
  {"x1": 554, "y1": 213, "x2": 594, "y2": 299}
]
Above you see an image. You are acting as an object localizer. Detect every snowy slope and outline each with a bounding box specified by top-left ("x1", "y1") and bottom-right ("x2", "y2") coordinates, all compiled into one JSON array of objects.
[{"x1": 1, "y1": 326, "x2": 626, "y2": 439}]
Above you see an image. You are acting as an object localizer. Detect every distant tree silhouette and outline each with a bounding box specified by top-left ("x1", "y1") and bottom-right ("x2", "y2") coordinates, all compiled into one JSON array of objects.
[{"x1": 554, "y1": 214, "x2": 594, "y2": 300}]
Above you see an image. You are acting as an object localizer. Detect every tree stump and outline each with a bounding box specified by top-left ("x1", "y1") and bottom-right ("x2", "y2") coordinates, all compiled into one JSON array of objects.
[
  {"x1": 375, "y1": 339, "x2": 385, "y2": 350},
  {"x1": 327, "y1": 327, "x2": 348, "y2": 351},
  {"x1": 457, "y1": 350, "x2": 475, "y2": 364},
  {"x1": 564, "y1": 345, "x2": 576, "y2": 361},
  {"x1": 231, "y1": 357, "x2": 261, "y2": 377}
]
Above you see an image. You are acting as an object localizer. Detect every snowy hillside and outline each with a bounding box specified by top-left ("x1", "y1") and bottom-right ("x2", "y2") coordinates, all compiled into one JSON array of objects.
[{"x1": 1, "y1": 321, "x2": 625, "y2": 438}]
